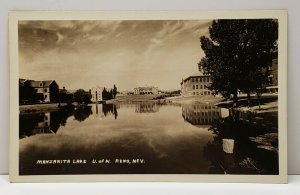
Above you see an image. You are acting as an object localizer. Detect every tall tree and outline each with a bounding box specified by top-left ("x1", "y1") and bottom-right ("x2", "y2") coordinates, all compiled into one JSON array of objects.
[
  {"x1": 113, "y1": 84, "x2": 117, "y2": 99},
  {"x1": 199, "y1": 19, "x2": 278, "y2": 106},
  {"x1": 73, "y1": 89, "x2": 91, "y2": 105}
]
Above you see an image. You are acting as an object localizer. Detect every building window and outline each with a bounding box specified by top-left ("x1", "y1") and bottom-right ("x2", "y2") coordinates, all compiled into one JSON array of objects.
[
  {"x1": 44, "y1": 95, "x2": 47, "y2": 99},
  {"x1": 196, "y1": 85, "x2": 198, "y2": 89},
  {"x1": 196, "y1": 92, "x2": 199, "y2": 95},
  {"x1": 204, "y1": 91, "x2": 207, "y2": 95},
  {"x1": 200, "y1": 85, "x2": 203, "y2": 89},
  {"x1": 201, "y1": 92, "x2": 203, "y2": 95},
  {"x1": 193, "y1": 85, "x2": 195, "y2": 89},
  {"x1": 193, "y1": 92, "x2": 195, "y2": 95},
  {"x1": 44, "y1": 88, "x2": 47, "y2": 92}
]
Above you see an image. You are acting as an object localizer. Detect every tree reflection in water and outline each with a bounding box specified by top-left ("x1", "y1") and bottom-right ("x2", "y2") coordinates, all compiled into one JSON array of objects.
[
  {"x1": 102, "y1": 103, "x2": 118, "y2": 119},
  {"x1": 203, "y1": 116, "x2": 279, "y2": 175},
  {"x1": 73, "y1": 106, "x2": 93, "y2": 122}
]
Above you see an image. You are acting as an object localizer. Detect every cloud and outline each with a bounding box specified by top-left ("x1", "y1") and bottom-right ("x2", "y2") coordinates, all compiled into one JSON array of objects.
[{"x1": 19, "y1": 20, "x2": 212, "y2": 91}]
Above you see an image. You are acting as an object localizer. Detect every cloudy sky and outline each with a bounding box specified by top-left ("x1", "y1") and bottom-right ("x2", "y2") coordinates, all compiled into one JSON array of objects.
[{"x1": 18, "y1": 20, "x2": 211, "y2": 91}]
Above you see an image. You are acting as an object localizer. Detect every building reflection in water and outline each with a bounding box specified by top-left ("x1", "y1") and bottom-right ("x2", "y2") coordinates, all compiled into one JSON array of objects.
[
  {"x1": 182, "y1": 104, "x2": 221, "y2": 126},
  {"x1": 92, "y1": 103, "x2": 119, "y2": 119},
  {"x1": 135, "y1": 102, "x2": 160, "y2": 113},
  {"x1": 19, "y1": 107, "x2": 74, "y2": 139},
  {"x1": 19, "y1": 107, "x2": 77, "y2": 139},
  {"x1": 31, "y1": 112, "x2": 52, "y2": 135}
]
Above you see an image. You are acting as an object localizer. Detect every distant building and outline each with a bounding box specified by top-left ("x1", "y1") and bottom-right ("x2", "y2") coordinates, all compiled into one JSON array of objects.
[
  {"x1": 134, "y1": 86, "x2": 159, "y2": 95},
  {"x1": 19, "y1": 79, "x2": 59, "y2": 103},
  {"x1": 90, "y1": 87, "x2": 104, "y2": 102},
  {"x1": 180, "y1": 72, "x2": 213, "y2": 97},
  {"x1": 118, "y1": 90, "x2": 134, "y2": 95},
  {"x1": 266, "y1": 59, "x2": 278, "y2": 93}
]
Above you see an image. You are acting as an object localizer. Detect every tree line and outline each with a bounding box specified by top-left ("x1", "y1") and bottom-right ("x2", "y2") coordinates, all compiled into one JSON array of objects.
[
  {"x1": 19, "y1": 82, "x2": 118, "y2": 106},
  {"x1": 74, "y1": 84, "x2": 118, "y2": 105}
]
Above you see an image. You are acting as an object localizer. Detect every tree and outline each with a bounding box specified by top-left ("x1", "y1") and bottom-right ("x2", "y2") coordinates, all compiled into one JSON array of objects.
[
  {"x1": 102, "y1": 87, "x2": 114, "y2": 100},
  {"x1": 58, "y1": 87, "x2": 73, "y2": 105},
  {"x1": 113, "y1": 84, "x2": 117, "y2": 99},
  {"x1": 19, "y1": 81, "x2": 41, "y2": 104},
  {"x1": 199, "y1": 19, "x2": 278, "y2": 106},
  {"x1": 73, "y1": 89, "x2": 91, "y2": 105}
]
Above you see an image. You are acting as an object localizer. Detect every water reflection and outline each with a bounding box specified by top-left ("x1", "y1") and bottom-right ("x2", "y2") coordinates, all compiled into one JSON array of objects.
[
  {"x1": 135, "y1": 102, "x2": 160, "y2": 113},
  {"x1": 19, "y1": 101, "x2": 279, "y2": 175},
  {"x1": 182, "y1": 104, "x2": 221, "y2": 126},
  {"x1": 19, "y1": 108, "x2": 74, "y2": 139},
  {"x1": 73, "y1": 106, "x2": 93, "y2": 122},
  {"x1": 222, "y1": 139, "x2": 235, "y2": 154},
  {"x1": 203, "y1": 117, "x2": 278, "y2": 174},
  {"x1": 92, "y1": 103, "x2": 119, "y2": 119}
]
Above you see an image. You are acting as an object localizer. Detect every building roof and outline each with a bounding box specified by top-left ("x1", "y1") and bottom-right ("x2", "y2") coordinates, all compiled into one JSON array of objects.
[
  {"x1": 191, "y1": 72, "x2": 205, "y2": 77},
  {"x1": 19, "y1": 79, "x2": 27, "y2": 83},
  {"x1": 19, "y1": 79, "x2": 56, "y2": 88},
  {"x1": 181, "y1": 72, "x2": 210, "y2": 84},
  {"x1": 30, "y1": 80, "x2": 55, "y2": 88}
]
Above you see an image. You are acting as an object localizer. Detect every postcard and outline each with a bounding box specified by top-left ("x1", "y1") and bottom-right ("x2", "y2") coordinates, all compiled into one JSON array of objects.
[{"x1": 9, "y1": 10, "x2": 287, "y2": 183}]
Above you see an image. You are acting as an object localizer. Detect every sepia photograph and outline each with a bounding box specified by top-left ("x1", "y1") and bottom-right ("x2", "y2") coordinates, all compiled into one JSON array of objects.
[{"x1": 9, "y1": 11, "x2": 287, "y2": 183}]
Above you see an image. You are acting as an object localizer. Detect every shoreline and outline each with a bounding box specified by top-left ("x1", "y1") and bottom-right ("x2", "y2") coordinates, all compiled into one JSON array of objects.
[
  {"x1": 19, "y1": 103, "x2": 68, "y2": 114},
  {"x1": 19, "y1": 94, "x2": 278, "y2": 114}
]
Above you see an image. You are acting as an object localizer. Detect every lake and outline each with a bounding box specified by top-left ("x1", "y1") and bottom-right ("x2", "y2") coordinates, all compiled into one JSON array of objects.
[{"x1": 19, "y1": 102, "x2": 278, "y2": 175}]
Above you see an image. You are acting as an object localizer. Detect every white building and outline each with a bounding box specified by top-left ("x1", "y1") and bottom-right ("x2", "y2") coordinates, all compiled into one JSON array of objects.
[
  {"x1": 134, "y1": 86, "x2": 159, "y2": 95},
  {"x1": 180, "y1": 72, "x2": 213, "y2": 97},
  {"x1": 90, "y1": 87, "x2": 104, "y2": 102}
]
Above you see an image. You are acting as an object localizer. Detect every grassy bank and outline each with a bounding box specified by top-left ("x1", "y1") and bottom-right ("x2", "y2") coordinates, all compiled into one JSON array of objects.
[
  {"x1": 19, "y1": 103, "x2": 68, "y2": 113},
  {"x1": 166, "y1": 96, "x2": 223, "y2": 104},
  {"x1": 107, "y1": 94, "x2": 163, "y2": 103},
  {"x1": 216, "y1": 94, "x2": 278, "y2": 113}
]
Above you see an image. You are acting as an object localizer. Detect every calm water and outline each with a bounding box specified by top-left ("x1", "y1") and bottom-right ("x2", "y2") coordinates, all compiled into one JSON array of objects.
[{"x1": 19, "y1": 102, "x2": 278, "y2": 175}]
